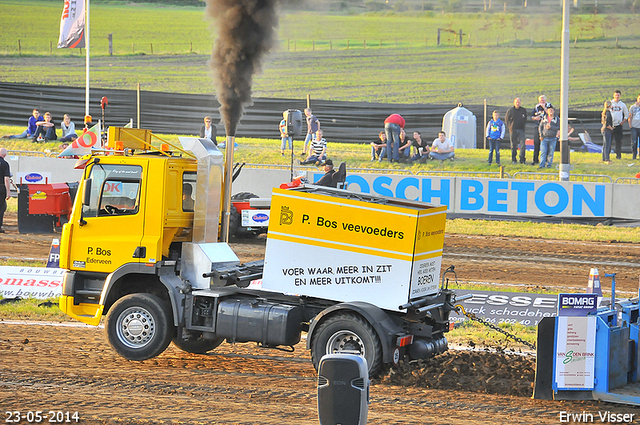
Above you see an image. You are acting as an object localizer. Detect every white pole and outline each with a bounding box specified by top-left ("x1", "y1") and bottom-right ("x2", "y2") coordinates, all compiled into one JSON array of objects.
[
  {"x1": 85, "y1": 0, "x2": 90, "y2": 117},
  {"x1": 559, "y1": 0, "x2": 570, "y2": 181}
]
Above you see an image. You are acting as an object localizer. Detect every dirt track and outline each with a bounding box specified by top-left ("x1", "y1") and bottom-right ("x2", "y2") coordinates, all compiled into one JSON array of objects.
[
  {"x1": 0, "y1": 323, "x2": 634, "y2": 425},
  {"x1": 1, "y1": 211, "x2": 640, "y2": 423}
]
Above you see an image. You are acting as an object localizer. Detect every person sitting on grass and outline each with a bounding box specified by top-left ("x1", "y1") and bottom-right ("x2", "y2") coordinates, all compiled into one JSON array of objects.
[
  {"x1": 32, "y1": 112, "x2": 57, "y2": 143},
  {"x1": 2, "y1": 109, "x2": 43, "y2": 139},
  {"x1": 429, "y1": 131, "x2": 455, "y2": 161},
  {"x1": 59, "y1": 114, "x2": 78, "y2": 143},
  {"x1": 370, "y1": 131, "x2": 387, "y2": 162},
  {"x1": 300, "y1": 129, "x2": 327, "y2": 165},
  {"x1": 410, "y1": 131, "x2": 430, "y2": 163}
]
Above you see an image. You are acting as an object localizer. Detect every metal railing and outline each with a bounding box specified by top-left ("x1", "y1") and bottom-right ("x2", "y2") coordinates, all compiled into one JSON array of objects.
[
  {"x1": 416, "y1": 170, "x2": 511, "y2": 178},
  {"x1": 512, "y1": 172, "x2": 612, "y2": 183},
  {"x1": 7, "y1": 150, "x2": 47, "y2": 157},
  {"x1": 614, "y1": 177, "x2": 640, "y2": 185}
]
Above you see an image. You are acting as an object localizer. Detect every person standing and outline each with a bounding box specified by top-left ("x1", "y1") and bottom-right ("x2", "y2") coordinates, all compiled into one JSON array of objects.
[
  {"x1": 279, "y1": 111, "x2": 292, "y2": 156},
  {"x1": 611, "y1": 90, "x2": 629, "y2": 160},
  {"x1": 0, "y1": 147, "x2": 10, "y2": 233},
  {"x1": 530, "y1": 95, "x2": 553, "y2": 165},
  {"x1": 485, "y1": 110, "x2": 505, "y2": 166},
  {"x1": 628, "y1": 94, "x2": 640, "y2": 160},
  {"x1": 302, "y1": 108, "x2": 320, "y2": 156},
  {"x1": 199, "y1": 116, "x2": 218, "y2": 145},
  {"x1": 384, "y1": 113, "x2": 405, "y2": 163},
  {"x1": 505, "y1": 98, "x2": 527, "y2": 164},
  {"x1": 538, "y1": 107, "x2": 560, "y2": 168},
  {"x1": 601, "y1": 100, "x2": 614, "y2": 164}
]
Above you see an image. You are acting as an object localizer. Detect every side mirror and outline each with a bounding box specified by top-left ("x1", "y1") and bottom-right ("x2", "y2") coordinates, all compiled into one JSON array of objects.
[{"x1": 82, "y1": 179, "x2": 92, "y2": 206}]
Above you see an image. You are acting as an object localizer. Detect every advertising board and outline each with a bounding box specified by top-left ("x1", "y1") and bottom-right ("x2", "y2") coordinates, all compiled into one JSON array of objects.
[{"x1": 261, "y1": 188, "x2": 446, "y2": 312}]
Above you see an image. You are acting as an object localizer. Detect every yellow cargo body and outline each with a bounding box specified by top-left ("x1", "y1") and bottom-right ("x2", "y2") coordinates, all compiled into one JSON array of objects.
[{"x1": 262, "y1": 188, "x2": 447, "y2": 312}]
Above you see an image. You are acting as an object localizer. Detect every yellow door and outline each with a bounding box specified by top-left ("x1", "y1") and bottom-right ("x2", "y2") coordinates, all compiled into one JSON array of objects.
[{"x1": 67, "y1": 161, "x2": 148, "y2": 273}]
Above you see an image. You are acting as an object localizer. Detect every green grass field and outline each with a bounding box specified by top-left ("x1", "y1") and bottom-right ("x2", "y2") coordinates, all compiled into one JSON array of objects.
[{"x1": 0, "y1": 1, "x2": 639, "y2": 108}]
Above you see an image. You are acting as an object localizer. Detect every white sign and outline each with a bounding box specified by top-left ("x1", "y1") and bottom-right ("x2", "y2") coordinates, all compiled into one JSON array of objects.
[
  {"x1": 555, "y1": 316, "x2": 596, "y2": 389},
  {"x1": 0, "y1": 266, "x2": 64, "y2": 299}
]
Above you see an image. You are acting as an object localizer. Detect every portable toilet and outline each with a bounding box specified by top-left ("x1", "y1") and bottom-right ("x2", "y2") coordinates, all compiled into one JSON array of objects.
[{"x1": 442, "y1": 103, "x2": 476, "y2": 149}]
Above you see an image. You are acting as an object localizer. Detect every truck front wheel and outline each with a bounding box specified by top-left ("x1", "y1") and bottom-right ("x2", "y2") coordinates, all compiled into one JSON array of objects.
[
  {"x1": 105, "y1": 293, "x2": 174, "y2": 361},
  {"x1": 310, "y1": 313, "x2": 383, "y2": 376}
]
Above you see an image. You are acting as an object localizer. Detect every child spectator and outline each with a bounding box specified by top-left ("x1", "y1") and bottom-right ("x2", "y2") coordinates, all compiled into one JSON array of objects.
[{"x1": 485, "y1": 110, "x2": 505, "y2": 165}]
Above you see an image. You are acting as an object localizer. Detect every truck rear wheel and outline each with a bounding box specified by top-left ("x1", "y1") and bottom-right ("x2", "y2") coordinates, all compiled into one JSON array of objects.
[
  {"x1": 105, "y1": 293, "x2": 173, "y2": 361},
  {"x1": 310, "y1": 313, "x2": 383, "y2": 376},
  {"x1": 172, "y1": 334, "x2": 224, "y2": 354}
]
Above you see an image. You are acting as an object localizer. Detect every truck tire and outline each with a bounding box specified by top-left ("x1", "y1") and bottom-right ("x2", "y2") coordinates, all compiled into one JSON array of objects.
[
  {"x1": 231, "y1": 192, "x2": 259, "y2": 238},
  {"x1": 172, "y1": 335, "x2": 224, "y2": 354},
  {"x1": 105, "y1": 293, "x2": 173, "y2": 361},
  {"x1": 232, "y1": 192, "x2": 259, "y2": 201},
  {"x1": 310, "y1": 312, "x2": 383, "y2": 376},
  {"x1": 227, "y1": 204, "x2": 240, "y2": 238}
]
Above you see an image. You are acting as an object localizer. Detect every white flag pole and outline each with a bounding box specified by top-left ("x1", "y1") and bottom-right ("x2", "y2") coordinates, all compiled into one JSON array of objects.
[{"x1": 85, "y1": 0, "x2": 90, "y2": 117}]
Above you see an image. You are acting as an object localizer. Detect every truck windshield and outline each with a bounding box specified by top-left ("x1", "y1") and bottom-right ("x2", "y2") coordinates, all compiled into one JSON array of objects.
[{"x1": 83, "y1": 164, "x2": 142, "y2": 217}]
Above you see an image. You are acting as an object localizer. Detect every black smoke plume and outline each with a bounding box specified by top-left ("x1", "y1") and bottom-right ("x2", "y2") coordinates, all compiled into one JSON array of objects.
[{"x1": 206, "y1": 0, "x2": 279, "y2": 136}]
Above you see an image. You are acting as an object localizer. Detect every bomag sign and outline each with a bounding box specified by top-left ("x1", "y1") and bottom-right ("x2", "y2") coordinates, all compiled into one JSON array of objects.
[{"x1": 262, "y1": 188, "x2": 447, "y2": 312}]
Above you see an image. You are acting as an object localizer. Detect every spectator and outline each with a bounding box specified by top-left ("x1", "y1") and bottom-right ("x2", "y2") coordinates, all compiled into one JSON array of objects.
[
  {"x1": 59, "y1": 114, "x2": 78, "y2": 143},
  {"x1": 314, "y1": 159, "x2": 336, "y2": 187},
  {"x1": 398, "y1": 129, "x2": 412, "y2": 161},
  {"x1": 32, "y1": 112, "x2": 57, "y2": 142},
  {"x1": 370, "y1": 131, "x2": 387, "y2": 162},
  {"x1": 601, "y1": 100, "x2": 614, "y2": 164},
  {"x1": 485, "y1": 110, "x2": 505, "y2": 166},
  {"x1": 0, "y1": 147, "x2": 10, "y2": 233},
  {"x1": 530, "y1": 95, "x2": 553, "y2": 165},
  {"x1": 279, "y1": 111, "x2": 292, "y2": 156},
  {"x1": 505, "y1": 97, "x2": 528, "y2": 164},
  {"x1": 302, "y1": 108, "x2": 320, "y2": 156},
  {"x1": 3, "y1": 109, "x2": 44, "y2": 139},
  {"x1": 301, "y1": 129, "x2": 327, "y2": 165},
  {"x1": 628, "y1": 94, "x2": 640, "y2": 160},
  {"x1": 410, "y1": 131, "x2": 430, "y2": 163},
  {"x1": 538, "y1": 106, "x2": 560, "y2": 168},
  {"x1": 429, "y1": 131, "x2": 455, "y2": 161},
  {"x1": 611, "y1": 90, "x2": 629, "y2": 160},
  {"x1": 199, "y1": 116, "x2": 218, "y2": 145},
  {"x1": 384, "y1": 113, "x2": 405, "y2": 163}
]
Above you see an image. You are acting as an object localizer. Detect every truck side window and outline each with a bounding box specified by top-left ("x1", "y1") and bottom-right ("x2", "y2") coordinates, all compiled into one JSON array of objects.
[
  {"x1": 83, "y1": 164, "x2": 142, "y2": 218},
  {"x1": 182, "y1": 172, "x2": 197, "y2": 212}
]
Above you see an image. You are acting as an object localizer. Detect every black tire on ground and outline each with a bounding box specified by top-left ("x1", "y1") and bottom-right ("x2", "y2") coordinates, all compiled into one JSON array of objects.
[
  {"x1": 105, "y1": 293, "x2": 174, "y2": 361},
  {"x1": 231, "y1": 192, "x2": 260, "y2": 238},
  {"x1": 310, "y1": 312, "x2": 383, "y2": 377},
  {"x1": 227, "y1": 204, "x2": 240, "y2": 238},
  {"x1": 172, "y1": 334, "x2": 224, "y2": 354}
]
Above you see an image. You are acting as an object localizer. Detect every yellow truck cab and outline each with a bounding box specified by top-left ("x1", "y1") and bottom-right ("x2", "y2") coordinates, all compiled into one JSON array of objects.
[{"x1": 58, "y1": 129, "x2": 460, "y2": 376}]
